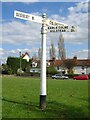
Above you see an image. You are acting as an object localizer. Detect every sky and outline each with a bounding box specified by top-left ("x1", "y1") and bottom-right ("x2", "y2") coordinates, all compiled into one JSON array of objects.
[{"x1": 0, "y1": 0, "x2": 89, "y2": 64}]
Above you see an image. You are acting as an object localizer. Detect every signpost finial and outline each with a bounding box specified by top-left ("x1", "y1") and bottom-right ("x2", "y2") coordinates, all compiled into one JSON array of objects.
[{"x1": 42, "y1": 13, "x2": 46, "y2": 18}]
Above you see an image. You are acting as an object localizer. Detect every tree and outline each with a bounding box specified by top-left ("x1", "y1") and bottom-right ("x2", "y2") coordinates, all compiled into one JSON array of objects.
[
  {"x1": 7, "y1": 57, "x2": 30, "y2": 74},
  {"x1": 38, "y1": 48, "x2": 41, "y2": 60},
  {"x1": 62, "y1": 59, "x2": 77, "y2": 74},
  {"x1": 2, "y1": 64, "x2": 13, "y2": 74},
  {"x1": 46, "y1": 66, "x2": 57, "y2": 76},
  {"x1": 50, "y1": 40, "x2": 56, "y2": 60},
  {"x1": 58, "y1": 33, "x2": 66, "y2": 60}
]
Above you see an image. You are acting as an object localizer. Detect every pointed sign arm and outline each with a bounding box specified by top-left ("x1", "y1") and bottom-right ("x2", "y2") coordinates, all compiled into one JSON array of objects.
[
  {"x1": 14, "y1": 10, "x2": 43, "y2": 24},
  {"x1": 14, "y1": 10, "x2": 76, "y2": 32}
]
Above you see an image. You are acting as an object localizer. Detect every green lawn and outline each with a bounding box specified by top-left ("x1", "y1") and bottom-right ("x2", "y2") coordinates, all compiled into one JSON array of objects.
[{"x1": 2, "y1": 76, "x2": 88, "y2": 119}]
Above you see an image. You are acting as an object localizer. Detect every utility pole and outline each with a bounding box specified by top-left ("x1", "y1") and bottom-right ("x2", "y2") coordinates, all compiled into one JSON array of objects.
[
  {"x1": 14, "y1": 10, "x2": 76, "y2": 110},
  {"x1": 19, "y1": 51, "x2": 21, "y2": 76}
]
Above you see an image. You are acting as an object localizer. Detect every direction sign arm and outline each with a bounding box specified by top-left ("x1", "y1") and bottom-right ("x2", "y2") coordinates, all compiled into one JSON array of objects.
[
  {"x1": 14, "y1": 10, "x2": 43, "y2": 24},
  {"x1": 46, "y1": 18, "x2": 76, "y2": 32}
]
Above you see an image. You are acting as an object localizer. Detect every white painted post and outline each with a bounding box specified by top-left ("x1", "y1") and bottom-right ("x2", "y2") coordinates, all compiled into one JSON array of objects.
[
  {"x1": 14, "y1": 10, "x2": 76, "y2": 110},
  {"x1": 40, "y1": 13, "x2": 47, "y2": 109}
]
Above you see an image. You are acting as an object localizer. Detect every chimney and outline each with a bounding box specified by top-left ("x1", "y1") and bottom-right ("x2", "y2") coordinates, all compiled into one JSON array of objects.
[{"x1": 73, "y1": 56, "x2": 77, "y2": 60}]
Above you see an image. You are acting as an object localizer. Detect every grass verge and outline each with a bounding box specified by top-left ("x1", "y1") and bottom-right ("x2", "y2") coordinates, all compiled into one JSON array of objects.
[{"x1": 2, "y1": 76, "x2": 88, "y2": 119}]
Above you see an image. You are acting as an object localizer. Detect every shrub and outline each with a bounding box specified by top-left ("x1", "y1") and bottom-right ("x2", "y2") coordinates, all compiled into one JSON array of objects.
[
  {"x1": 2, "y1": 64, "x2": 13, "y2": 75},
  {"x1": 67, "y1": 74, "x2": 79, "y2": 78},
  {"x1": 47, "y1": 66, "x2": 58, "y2": 76},
  {"x1": 7, "y1": 57, "x2": 31, "y2": 74}
]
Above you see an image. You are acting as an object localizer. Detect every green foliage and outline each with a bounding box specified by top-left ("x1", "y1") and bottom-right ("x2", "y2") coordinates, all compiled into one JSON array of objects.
[
  {"x1": 7, "y1": 67, "x2": 13, "y2": 75},
  {"x1": 25, "y1": 66, "x2": 31, "y2": 73},
  {"x1": 2, "y1": 64, "x2": 13, "y2": 74},
  {"x1": 7, "y1": 57, "x2": 31, "y2": 74},
  {"x1": 67, "y1": 74, "x2": 79, "y2": 78},
  {"x1": 67, "y1": 69, "x2": 74, "y2": 74},
  {"x1": 88, "y1": 74, "x2": 90, "y2": 79},
  {"x1": 47, "y1": 66, "x2": 57, "y2": 75},
  {"x1": 62, "y1": 59, "x2": 77, "y2": 74}
]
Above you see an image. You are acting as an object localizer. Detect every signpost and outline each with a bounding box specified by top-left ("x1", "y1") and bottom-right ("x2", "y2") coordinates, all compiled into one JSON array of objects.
[
  {"x1": 14, "y1": 10, "x2": 76, "y2": 109},
  {"x1": 14, "y1": 10, "x2": 43, "y2": 24}
]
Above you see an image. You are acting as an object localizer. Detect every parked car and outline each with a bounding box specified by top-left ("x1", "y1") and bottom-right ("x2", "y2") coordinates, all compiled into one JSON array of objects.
[
  {"x1": 52, "y1": 74, "x2": 69, "y2": 79},
  {"x1": 73, "y1": 74, "x2": 89, "y2": 80}
]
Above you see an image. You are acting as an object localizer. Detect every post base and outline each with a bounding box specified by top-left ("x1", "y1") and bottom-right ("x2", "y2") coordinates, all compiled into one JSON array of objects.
[{"x1": 40, "y1": 95, "x2": 46, "y2": 109}]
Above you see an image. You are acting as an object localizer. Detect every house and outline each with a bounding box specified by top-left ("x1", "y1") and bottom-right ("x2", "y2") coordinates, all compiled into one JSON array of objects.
[
  {"x1": 48, "y1": 57, "x2": 90, "y2": 74},
  {"x1": 31, "y1": 58, "x2": 40, "y2": 67},
  {"x1": 73, "y1": 59, "x2": 90, "y2": 74},
  {"x1": 29, "y1": 56, "x2": 90, "y2": 74},
  {"x1": 21, "y1": 52, "x2": 30, "y2": 62},
  {"x1": 31, "y1": 59, "x2": 50, "y2": 68},
  {"x1": 30, "y1": 59, "x2": 40, "y2": 73},
  {"x1": 30, "y1": 59, "x2": 50, "y2": 73},
  {"x1": 32, "y1": 61, "x2": 38, "y2": 68},
  {"x1": 30, "y1": 68, "x2": 40, "y2": 73}
]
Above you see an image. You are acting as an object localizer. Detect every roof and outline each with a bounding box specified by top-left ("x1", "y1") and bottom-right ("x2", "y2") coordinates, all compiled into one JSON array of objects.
[
  {"x1": 49, "y1": 59, "x2": 63, "y2": 66},
  {"x1": 31, "y1": 59, "x2": 40, "y2": 66},
  {"x1": 49, "y1": 59, "x2": 90, "y2": 67},
  {"x1": 21, "y1": 52, "x2": 30, "y2": 58},
  {"x1": 30, "y1": 58, "x2": 90, "y2": 67},
  {"x1": 77, "y1": 59, "x2": 90, "y2": 66}
]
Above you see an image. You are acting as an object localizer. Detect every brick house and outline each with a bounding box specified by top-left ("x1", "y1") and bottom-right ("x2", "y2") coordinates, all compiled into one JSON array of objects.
[
  {"x1": 30, "y1": 57, "x2": 90, "y2": 74},
  {"x1": 49, "y1": 57, "x2": 90, "y2": 74}
]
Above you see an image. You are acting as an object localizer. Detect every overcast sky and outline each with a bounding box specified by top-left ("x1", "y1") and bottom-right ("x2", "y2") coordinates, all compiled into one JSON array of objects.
[{"x1": 0, "y1": 0, "x2": 89, "y2": 64}]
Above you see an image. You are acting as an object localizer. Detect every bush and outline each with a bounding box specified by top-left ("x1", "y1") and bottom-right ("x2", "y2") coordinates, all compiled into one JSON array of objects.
[
  {"x1": 30, "y1": 72, "x2": 40, "y2": 77},
  {"x1": 66, "y1": 74, "x2": 79, "y2": 78},
  {"x1": 17, "y1": 72, "x2": 40, "y2": 77},
  {"x1": 47, "y1": 66, "x2": 58, "y2": 76},
  {"x1": 88, "y1": 74, "x2": 90, "y2": 79},
  {"x1": 7, "y1": 57, "x2": 31, "y2": 74},
  {"x1": 2, "y1": 64, "x2": 13, "y2": 75}
]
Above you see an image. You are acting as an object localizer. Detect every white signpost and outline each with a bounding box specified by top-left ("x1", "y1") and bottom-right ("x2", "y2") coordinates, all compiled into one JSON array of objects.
[
  {"x1": 14, "y1": 10, "x2": 43, "y2": 24},
  {"x1": 14, "y1": 10, "x2": 76, "y2": 109}
]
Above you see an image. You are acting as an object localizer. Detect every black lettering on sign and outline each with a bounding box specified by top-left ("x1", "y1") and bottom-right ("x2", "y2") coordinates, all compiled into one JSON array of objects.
[
  {"x1": 19, "y1": 13, "x2": 23, "y2": 17},
  {"x1": 32, "y1": 16, "x2": 34, "y2": 20},
  {"x1": 16, "y1": 13, "x2": 19, "y2": 16},
  {"x1": 65, "y1": 26, "x2": 68, "y2": 29},
  {"x1": 26, "y1": 15, "x2": 29, "y2": 19},
  {"x1": 16, "y1": 12, "x2": 30, "y2": 19},
  {"x1": 22, "y1": 14, "x2": 26, "y2": 18}
]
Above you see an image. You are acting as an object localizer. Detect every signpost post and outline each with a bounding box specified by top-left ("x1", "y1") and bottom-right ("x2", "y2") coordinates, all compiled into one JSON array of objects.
[
  {"x1": 14, "y1": 10, "x2": 76, "y2": 109},
  {"x1": 40, "y1": 13, "x2": 47, "y2": 109}
]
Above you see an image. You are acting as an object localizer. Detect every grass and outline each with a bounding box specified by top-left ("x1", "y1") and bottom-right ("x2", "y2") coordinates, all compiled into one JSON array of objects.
[{"x1": 2, "y1": 76, "x2": 89, "y2": 119}]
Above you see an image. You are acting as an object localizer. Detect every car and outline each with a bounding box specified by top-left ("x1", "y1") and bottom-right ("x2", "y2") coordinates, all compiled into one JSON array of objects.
[
  {"x1": 52, "y1": 74, "x2": 69, "y2": 79},
  {"x1": 73, "y1": 74, "x2": 89, "y2": 80}
]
